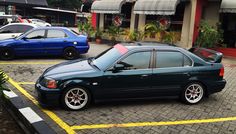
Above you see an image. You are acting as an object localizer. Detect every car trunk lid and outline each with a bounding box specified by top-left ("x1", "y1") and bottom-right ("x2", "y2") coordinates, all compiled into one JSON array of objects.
[{"x1": 189, "y1": 47, "x2": 223, "y2": 63}]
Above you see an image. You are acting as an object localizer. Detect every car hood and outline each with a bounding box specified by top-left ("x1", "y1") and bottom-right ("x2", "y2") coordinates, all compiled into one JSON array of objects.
[
  {"x1": 43, "y1": 59, "x2": 94, "y2": 77},
  {"x1": 0, "y1": 39, "x2": 16, "y2": 45}
]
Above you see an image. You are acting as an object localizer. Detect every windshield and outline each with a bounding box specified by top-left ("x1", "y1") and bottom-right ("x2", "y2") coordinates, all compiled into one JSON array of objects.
[{"x1": 92, "y1": 45, "x2": 128, "y2": 70}]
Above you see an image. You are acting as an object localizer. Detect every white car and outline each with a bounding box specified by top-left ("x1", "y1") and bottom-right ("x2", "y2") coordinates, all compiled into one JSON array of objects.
[
  {"x1": 29, "y1": 19, "x2": 51, "y2": 27},
  {"x1": 0, "y1": 23, "x2": 38, "y2": 40}
]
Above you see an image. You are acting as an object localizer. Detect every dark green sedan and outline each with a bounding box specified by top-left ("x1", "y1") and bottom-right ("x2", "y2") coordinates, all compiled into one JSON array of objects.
[{"x1": 35, "y1": 43, "x2": 226, "y2": 110}]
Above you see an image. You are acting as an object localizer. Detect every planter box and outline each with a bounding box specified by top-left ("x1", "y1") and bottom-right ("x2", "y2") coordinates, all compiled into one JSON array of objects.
[{"x1": 213, "y1": 48, "x2": 236, "y2": 58}]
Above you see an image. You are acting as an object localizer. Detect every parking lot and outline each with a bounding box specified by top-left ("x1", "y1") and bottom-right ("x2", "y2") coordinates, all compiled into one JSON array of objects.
[{"x1": 1, "y1": 43, "x2": 236, "y2": 134}]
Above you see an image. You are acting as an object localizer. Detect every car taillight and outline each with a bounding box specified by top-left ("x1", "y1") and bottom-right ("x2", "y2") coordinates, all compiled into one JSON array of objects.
[
  {"x1": 47, "y1": 80, "x2": 57, "y2": 89},
  {"x1": 219, "y1": 67, "x2": 224, "y2": 77}
]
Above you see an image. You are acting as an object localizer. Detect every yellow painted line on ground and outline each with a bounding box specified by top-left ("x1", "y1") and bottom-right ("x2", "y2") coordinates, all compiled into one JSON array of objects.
[
  {"x1": 71, "y1": 116, "x2": 236, "y2": 130},
  {"x1": 17, "y1": 82, "x2": 36, "y2": 85},
  {"x1": 6, "y1": 75, "x2": 76, "y2": 134},
  {"x1": 0, "y1": 62, "x2": 60, "y2": 65}
]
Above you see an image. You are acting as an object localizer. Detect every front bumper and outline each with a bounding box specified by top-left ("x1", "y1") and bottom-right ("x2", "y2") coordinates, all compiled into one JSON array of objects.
[
  {"x1": 35, "y1": 83, "x2": 61, "y2": 106},
  {"x1": 207, "y1": 79, "x2": 226, "y2": 94}
]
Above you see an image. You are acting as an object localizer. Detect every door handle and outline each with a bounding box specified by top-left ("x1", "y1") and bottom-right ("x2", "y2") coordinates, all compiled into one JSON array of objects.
[
  {"x1": 140, "y1": 74, "x2": 149, "y2": 79},
  {"x1": 183, "y1": 73, "x2": 190, "y2": 76},
  {"x1": 63, "y1": 40, "x2": 67, "y2": 42}
]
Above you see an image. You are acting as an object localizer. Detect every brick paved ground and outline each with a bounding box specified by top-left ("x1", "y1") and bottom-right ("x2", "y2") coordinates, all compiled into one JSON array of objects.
[{"x1": 1, "y1": 44, "x2": 236, "y2": 134}]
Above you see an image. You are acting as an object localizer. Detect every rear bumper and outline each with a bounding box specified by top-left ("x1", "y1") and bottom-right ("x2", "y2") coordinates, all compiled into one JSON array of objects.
[
  {"x1": 207, "y1": 79, "x2": 226, "y2": 94},
  {"x1": 35, "y1": 83, "x2": 61, "y2": 106},
  {"x1": 76, "y1": 45, "x2": 89, "y2": 54}
]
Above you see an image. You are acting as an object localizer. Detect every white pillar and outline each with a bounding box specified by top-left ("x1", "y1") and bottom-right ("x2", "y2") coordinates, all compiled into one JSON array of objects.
[
  {"x1": 180, "y1": 0, "x2": 197, "y2": 48},
  {"x1": 130, "y1": 5, "x2": 135, "y2": 31},
  {"x1": 138, "y1": 14, "x2": 146, "y2": 31},
  {"x1": 99, "y1": 13, "x2": 104, "y2": 30}
]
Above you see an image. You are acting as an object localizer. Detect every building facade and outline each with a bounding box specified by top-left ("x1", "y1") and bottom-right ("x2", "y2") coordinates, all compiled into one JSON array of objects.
[{"x1": 91, "y1": 0, "x2": 236, "y2": 49}]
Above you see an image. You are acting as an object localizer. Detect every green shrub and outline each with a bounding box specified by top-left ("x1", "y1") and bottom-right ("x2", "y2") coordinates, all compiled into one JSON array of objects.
[
  {"x1": 195, "y1": 21, "x2": 223, "y2": 48},
  {"x1": 0, "y1": 70, "x2": 9, "y2": 93}
]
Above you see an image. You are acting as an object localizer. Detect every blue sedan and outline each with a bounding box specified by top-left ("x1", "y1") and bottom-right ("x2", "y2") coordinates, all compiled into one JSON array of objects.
[{"x1": 0, "y1": 27, "x2": 89, "y2": 60}]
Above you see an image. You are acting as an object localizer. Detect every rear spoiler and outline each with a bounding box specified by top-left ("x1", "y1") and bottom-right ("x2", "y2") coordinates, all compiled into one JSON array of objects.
[{"x1": 189, "y1": 47, "x2": 223, "y2": 63}]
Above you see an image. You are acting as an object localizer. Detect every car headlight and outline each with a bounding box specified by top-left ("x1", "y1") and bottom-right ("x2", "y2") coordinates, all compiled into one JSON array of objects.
[{"x1": 44, "y1": 77, "x2": 57, "y2": 89}]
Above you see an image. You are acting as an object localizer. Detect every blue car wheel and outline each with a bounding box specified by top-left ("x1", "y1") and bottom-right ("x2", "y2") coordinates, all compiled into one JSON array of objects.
[
  {"x1": 63, "y1": 47, "x2": 79, "y2": 60},
  {"x1": 0, "y1": 48, "x2": 15, "y2": 60}
]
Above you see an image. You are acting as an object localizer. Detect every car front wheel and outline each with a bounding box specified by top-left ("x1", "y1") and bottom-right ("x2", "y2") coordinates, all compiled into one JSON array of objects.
[
  {"x1": 61, "y1": 87, "x2": 91, "y2": 110},
  {"x1": 0, "y1": 49, "x2": 15, "y2": 60},
  {"x1": 181, "y1": 82, "x2": 204, "y2": 104}
]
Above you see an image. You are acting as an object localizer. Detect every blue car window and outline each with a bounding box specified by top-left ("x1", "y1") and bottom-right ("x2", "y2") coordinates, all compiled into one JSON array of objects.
[
  {"x1": 47, "y1": 30, "x2": 67, "y2": 38},
  {"x1": 25, "y1": 30, "x2": 45, "y2": 39}
]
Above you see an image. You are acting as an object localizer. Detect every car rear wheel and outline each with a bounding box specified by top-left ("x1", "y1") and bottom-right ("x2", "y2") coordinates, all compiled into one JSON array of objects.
[
  {"x1": 0, "y1": 49, "x2": 15, "y2": 60},
  {"x1": 63, "y1": 47, "x2": 79, "y2": 60},
  {"x1": 181, "y1": 82, "x2": 204, "y2": 104},
  {"x1": 61, "y1": 87, "x2": 91, "y2": 110}
]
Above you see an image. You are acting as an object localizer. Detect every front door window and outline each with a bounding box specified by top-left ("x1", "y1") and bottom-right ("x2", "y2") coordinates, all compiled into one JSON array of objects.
[{"x1": 25, "y1": 30, "x2": 45, "y2": 39}]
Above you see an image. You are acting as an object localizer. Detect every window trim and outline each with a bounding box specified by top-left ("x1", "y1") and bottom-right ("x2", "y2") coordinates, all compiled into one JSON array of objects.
[
  {"x1": 45, "y1": 29, "x2": 68, "y2": 39},
  {"x1": 154, "y1": 50, "x2": 194, "y2": 69},
  {"x1": 105, "y1": 49, "x2": 154, "y2": 71}
]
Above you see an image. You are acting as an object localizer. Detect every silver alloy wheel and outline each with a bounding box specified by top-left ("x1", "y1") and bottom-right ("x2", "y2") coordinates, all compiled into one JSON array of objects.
[
  {"x1": 65, "y1": 88, "x2": 88, "y2": 110},
  {"x1": 185, "y1": 83, "x2": 204, "y2": 104}
]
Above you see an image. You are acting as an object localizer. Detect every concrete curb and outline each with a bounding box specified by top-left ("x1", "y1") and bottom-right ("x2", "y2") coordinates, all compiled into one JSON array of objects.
[{"x1": 2, "y1": 90, "x2": 56, "y2": 134}]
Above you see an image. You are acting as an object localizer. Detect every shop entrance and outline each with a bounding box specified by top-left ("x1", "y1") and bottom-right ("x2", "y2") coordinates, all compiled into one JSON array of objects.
[{"x1": 221, "y1": 13, "x2": 236, "y2": 48}]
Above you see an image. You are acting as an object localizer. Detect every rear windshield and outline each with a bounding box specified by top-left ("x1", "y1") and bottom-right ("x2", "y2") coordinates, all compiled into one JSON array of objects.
[{"x1": 189, "y1": 48, "x2": 221, "y2": 63}]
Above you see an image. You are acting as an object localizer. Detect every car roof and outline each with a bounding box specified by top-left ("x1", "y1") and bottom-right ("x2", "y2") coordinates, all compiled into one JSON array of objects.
[
  {"x1": 4, "y1": 23, "x2": 38, "y2": 27},
  {"x1": 33, "y1": 26, "x2": 70, "y2": 31},
  {"x1": 120, "y1": 42, "x2": 182, "y2": 51}
]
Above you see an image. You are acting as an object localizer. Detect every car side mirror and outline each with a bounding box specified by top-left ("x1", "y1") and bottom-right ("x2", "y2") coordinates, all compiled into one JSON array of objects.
[
  {"x1": 22, "y1": 37, "x2": 28, "y2": 40},
  {"x1": 113, "y1": 64, "x2": 125, "y2": 72}
]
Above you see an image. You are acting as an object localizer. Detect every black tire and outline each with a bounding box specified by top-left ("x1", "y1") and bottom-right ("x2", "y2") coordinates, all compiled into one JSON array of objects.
[
  {"x1": 181, "y1": 82, "x2": 205, "y2": 104},
  {"x1": 61, "y1": 87, "x2": 91, "y2": 110},
  {"x1": 63, "y1": 47, "x2": 79, "y2": 60},
  {"x1": 0, "y1": 48, "x2": 15, "y2": 60}
]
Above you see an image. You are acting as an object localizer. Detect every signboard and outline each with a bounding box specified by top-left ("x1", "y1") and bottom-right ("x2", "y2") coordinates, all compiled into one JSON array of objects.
[
  {"x1": 157, "y1": 16, "x2": 171, "y2": 30},
  {"x1": 113, "y1": 15, "x2": 123, "y2": 27}
]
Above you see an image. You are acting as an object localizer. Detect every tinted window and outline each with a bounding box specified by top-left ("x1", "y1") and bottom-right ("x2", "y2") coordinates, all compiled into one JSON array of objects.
[
  {"x1": 25, "y1": 30, "x2": 45, "y2": 39},
  {"x1": 119, "y1": 51, "x2": 151, "y2": 70},
  {"x1": 47, "y1": 30, "x2": 67, "y2": 38},
  {"x1": 156, "y1": 51, "x2": 184, "y2": 68},
  {"x1": 17, "y1": 25, "x2": 33, "y2": 33},
  {"x1": 0, "y1": 25, "x2": 33, "y2": 33},
  {"x1": 184, "y1": 55, "x2": 192, "y2": 66},
  {"x1": 0, "y1": 25, "x2": 15, "y2": 33}
]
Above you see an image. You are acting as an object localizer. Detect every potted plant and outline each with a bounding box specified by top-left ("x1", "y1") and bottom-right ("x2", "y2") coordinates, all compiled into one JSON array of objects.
[
  {"x1": 144, "y1": 22, "x2": 161, "y2": 39},
  {"x1": 195, "y1": 21, "x2": 223, "y2": 48},
  {"x1": 107, "y1": 25, "x2": 123, "y2": 45},
  {"x1": 78, "y1": 17, "x2": 95, "y2": 41},
  {"x1": 126, "y1": 30, "x2": 144, "y2": 42},
  {"x1": 95, "y1": 29, "x2": 103, "y2": 44}
]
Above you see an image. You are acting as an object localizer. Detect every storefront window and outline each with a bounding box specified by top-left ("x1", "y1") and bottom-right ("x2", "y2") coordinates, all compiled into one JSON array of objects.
[
  {"x1": 104, "y1": 3, "x2": 132, "y2": 29},
  {"x1": 145, "y1": 3, "x2": 185, "y2": 32}
]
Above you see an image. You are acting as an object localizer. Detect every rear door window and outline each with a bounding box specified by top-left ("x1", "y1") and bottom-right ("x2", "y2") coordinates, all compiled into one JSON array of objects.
[
  {"x1": 0, "y1": 25, "x2": 15, "y2": 33},
  {"x1": 0, "y1": 25, "x2": 33, "y2": 33},
  {"x1": 156, "y1": 51, "x2": 192, "y2": 68},
  {"x1": 47, "y1": 30, "x2": 67, "y2": 38}
]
